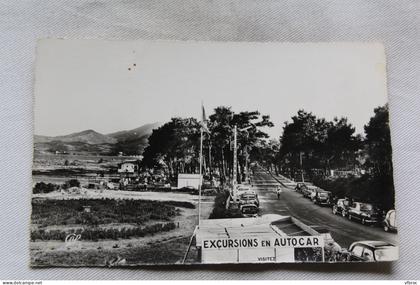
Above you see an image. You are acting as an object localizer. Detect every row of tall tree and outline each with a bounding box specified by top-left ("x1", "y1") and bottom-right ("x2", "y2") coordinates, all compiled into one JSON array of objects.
[
  {"x1": 141, "y1": 104, "x2": 394, "y2": 208},
  {"x1": 264, "y1": 104, "x2": 393, "y2": 180},
  {"x1": 262, "y1": 104, "x2": 393, "y2": 209},
  {"x1": 142, "y1": 106, "x2": 274, "y2": 184}
]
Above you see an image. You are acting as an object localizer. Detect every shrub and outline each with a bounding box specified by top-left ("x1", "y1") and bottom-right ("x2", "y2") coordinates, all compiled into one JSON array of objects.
[
  {"x1": 209, "y1": 190, "x2": 242, "y2": 219},
  {"x1": 312, "y1": 173, "x2": 394, "y2": 210},
  {"x1": 31, "y1": 198, "x2": 192, "y2": 227},
  {"x1": 30, "y1": 222, "x2": 177, "y2": 241},
  {"x1": 33, "y1": 182, "x2": 58, "y2": 194},
  {"x1": 65, "y1": 179, "x2": 80, "y2": 188}
]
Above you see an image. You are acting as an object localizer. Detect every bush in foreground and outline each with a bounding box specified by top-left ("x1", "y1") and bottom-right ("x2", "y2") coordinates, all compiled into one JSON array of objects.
[{"x1": 30, "y1": 222, "x2": 177, "y2": 241}]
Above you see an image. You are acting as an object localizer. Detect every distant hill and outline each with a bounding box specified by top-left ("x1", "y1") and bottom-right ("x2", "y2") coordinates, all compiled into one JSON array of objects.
[
  {"x1": 35, "y1": 129, "x2": 117, "y2": 145},
  {"x1": 108, "y1": 122, "x2": 161, "y2": 141},
  {"x1": 34, "y1": 123, "x2": 161, "y2": 155},
  {"x1": 107, "y1": 122, "x2": 162, "y2": 155}
]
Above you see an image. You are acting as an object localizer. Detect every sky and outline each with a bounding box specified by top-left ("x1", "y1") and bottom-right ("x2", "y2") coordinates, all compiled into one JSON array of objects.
[{"x1": 34, "y1": 40, "x2": 388, "y2": 138}]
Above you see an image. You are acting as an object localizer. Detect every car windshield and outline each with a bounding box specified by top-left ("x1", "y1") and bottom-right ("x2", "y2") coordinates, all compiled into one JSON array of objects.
[
  {"x1": 375, "y1": 247, "x2": 398, "y2": 261},
  {"x1": 360, "y1": 204, "x2": 373, "y2": 211},
  {"x1": 242, "y1": 207, "x2": 257, "y2": 214},
  {"x1": 238, "y1": 188, "x2": 250, "y2": 192},
  {"x1": 319, "y1": 192, "x2": 329, "y2": 197},
  {"x1": 241, "y1": 194, "x2": 256, "y2": 199}
]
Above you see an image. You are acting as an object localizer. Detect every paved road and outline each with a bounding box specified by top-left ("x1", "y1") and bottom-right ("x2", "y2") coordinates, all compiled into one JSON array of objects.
[{"x1": 251, "y1": 168, "x2": 398, "y2": 248}]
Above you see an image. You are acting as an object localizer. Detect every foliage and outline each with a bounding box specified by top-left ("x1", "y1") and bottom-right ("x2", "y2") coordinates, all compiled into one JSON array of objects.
[
  {"x1": 207, "y1": 107, "x2": 274, "y2": 184},
  {"x1": 364, "y1": 104, "x2": 393, "y2": 175},
  {"x1": 142, "y1": 107, "x2": 274, "y2": 185},
  {"x1": 31, "y1": 198, "x2": 193, "y2": 227},
  {"x1": 30, "y1": 222, "x2": 176, "y2": 241},
  {"x1": 33, "y1": 182, "x2": 58, "y2": 194},
  {"x1": 62, "y1": 179, "x2": 81, "y2": 189},
  {"x1": 278, "y1": 104, "x2": 394, "y2": 210},
  {"x1": 278, "y1": 110, "x2": 361, "y2": 178},
  {"x1": 312, "y1": 173, "x2": 394, "y2": 210},
  {"x1": 209, "y1": 190, "x2": 242, "y2": 219},
  {"x1": 142, "y1": 118, "x2": 201, "y2": 178}
]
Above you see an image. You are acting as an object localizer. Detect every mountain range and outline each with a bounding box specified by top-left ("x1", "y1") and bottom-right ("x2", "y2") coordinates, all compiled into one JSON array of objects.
[{"x1": 34, "y1": 122, "x2": 161, "y2": 155}]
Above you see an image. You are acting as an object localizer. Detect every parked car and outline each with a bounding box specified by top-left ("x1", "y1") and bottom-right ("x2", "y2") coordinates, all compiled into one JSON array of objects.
[
  {"x1": 332, "y1": 198, "x2": 351, "y2": 217},
  {"x1": 240, "y1": 204, "x2": 259, "y2": 217},
  {"x1": 233, "y1": 184, "x2": 255, "y2": 203},
  {"x1": 344, "y1": 241, "x2": 398, "y2": 262},
  {"x1": 383, "y1": 209, "x2": 397, "y2": 232},
  {"x1": 238, "y1": 192, "x2": 259, "y2": 208},
  {"x1": 302, "y1": 185, "x2": 318, "y2": 199},
  {"x1": 295, "y1": 182, "x2": 308, "y2": 193},
  {"x1": 311, "y1": 189, "x2": 332, "y2": 206},
  {"x1": 348, "y1": 202, "x2": 380, "y2": 225}
]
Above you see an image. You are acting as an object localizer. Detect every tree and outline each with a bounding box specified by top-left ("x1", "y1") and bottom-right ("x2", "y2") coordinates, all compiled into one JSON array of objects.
[
  {"x1": 142, "y1": 117, "x2": 201, "y2": 180},
  {"x1": 278, "y1": 110, "x2": 326, "y2": 179},
  {"x1": 364, "y1": 104, "x2": 393, "y2": 175},
  {"x1": 208, "y1": 106, "x2": 274, "y2": 184},
  {"x1": 249, "y1": 139, "x2": 280, "y2": 173},
  {"x1": 364, "y1": 104, "x2": 394, "y2": 210},
  {"x1": 278, "y1": 110, "x2": 362, "y2": 180},
  {"x1": 325, "y1": 117, "x2": 362, "y2": 171}
]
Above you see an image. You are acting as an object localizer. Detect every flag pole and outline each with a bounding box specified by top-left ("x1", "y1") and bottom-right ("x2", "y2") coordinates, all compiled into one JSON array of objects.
[{"x1": 198, "y1": 127, "x2": 203, "y2": 227}]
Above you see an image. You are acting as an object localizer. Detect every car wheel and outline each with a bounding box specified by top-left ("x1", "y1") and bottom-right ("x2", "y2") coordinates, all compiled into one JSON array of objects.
[
  {"x1": 362, "y1": 218, "x2": 366, "y2": 225},
  {"x1": 384, "y1": 225, "x2": 389, "y2": 232},
  {"x1": 348, "y1": 214, "x2": 352, "y2": 220}
]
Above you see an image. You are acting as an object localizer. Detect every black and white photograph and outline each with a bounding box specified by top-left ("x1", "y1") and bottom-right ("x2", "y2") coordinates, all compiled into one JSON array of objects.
[{"x1": 31, "y1": 40, "x2": 398, "y2": 266}]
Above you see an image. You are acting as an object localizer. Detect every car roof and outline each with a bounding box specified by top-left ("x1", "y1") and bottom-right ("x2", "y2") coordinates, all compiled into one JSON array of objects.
[
  {"x1": 240, "y1": 192, "x2": 256, "y2": 196},
  {"x1": 351, "y1": 240, "x2": 396, "y2": 248}
]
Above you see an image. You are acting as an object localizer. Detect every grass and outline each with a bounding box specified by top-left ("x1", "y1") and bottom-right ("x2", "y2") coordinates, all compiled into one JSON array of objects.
[
  {"x1": 31, "y1": 236, "x2": 195, "y2": 266},
  {"x1": 32, "y1": 198, "x2": 194, "y2": 227},
  {"x1": 31, "y1": 222, "x2": 177, "y2": 241}
]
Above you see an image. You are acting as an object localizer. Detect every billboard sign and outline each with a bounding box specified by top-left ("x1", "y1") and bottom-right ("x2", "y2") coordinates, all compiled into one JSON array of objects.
[{"x1": 200, "y1": 236, "x2": 324, "y2": 263}]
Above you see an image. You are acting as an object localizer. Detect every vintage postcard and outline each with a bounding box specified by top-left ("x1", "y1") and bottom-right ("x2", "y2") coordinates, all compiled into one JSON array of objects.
[{"x1": 31, "y1": 40, "x2": 398, "y2": 266}]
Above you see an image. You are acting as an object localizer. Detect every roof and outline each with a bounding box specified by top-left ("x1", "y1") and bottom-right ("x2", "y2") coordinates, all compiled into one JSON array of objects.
[
  {"x1": 178, "y1": 173, "x2": 201, "y2": 179},
  {"x1": 352, "y1": 240, "x2": 396, "y2": 248},
  {"x1": 118, "y1": 160, "x2": 139, "y2": 166},
  {"x1": 196, "y1": 214, "x2": 290, "y2": 244}
]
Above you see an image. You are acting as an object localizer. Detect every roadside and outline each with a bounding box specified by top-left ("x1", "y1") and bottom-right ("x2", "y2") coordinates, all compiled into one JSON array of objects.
[{"x1": 252, "y1": 170, "x2": 398, "y2": 248}]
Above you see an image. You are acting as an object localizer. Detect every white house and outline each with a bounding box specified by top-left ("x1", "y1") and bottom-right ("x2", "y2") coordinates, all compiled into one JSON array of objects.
[
  {"x1": 118, "y1": 161, "x2": 139, "y2": 175},
  {"x1": 177, "y1": 173, "x2": 201, "y2": 189}
]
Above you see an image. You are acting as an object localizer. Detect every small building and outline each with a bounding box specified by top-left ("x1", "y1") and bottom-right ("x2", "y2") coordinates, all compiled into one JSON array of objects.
[
  {"x1": 118, "y1": 161, "x2": 139, "y2": 176},
  {"x1": 177, "y1": 173, "x2": 201, "y2": 190}
]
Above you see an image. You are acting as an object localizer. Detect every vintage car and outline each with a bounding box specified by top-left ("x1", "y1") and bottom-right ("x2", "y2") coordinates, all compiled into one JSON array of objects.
[
  {"x1": 302, "y1": 185, "x2": 318, "y2": 199},
  {"x1": 348, "y1": 202, "x2": 380, "y2": 225},
  {"x1": 344, "y1": 241, "x2": 398, "y2": 262},
  {"x1": 294, "y1": 182, "x2": 313, "y2": 194},
  {"x1": 232, "y1": 184, "x2": 254, "y2": 202},
  {"x1": 383, "y1": 209, "x2": 397, "y2": 232},
  {"x1": 238, "y1": 192, "x2": 259, "y2": 208},
  {"x1": 295, "y1": 182, "x2": 307, "y2": 193},
  {"x1": 311, "y1": 189, "x2": 332, "y2": 206},
  {"x1": 332, "y1": 198, "x2": 351, "y2": 217},
  {"x1": 240, "y1": 204, "x2": 259, "y2": 217}
]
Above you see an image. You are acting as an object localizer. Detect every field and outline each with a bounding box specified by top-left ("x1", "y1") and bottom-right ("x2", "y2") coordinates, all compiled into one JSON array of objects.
[
  {"x1": 32, "y1": 153, "x2": 129, "y2": 185},
  {"x1": 31, "y1": 151, "x2": 216, "y2": 266},
  {"x1": 30, "y1": 196, "x2": 213, "y2": 266}
]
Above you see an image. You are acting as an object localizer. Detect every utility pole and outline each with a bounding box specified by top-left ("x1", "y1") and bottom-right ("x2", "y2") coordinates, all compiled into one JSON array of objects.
[
  {"x1": 198, "y1": 128, "x2": 203, "y2": 227},
  {"x1": 300, "y1": 151, "x2": 304, "y2": 182},
  {"x1": 233, "y1": 125, "x2": 237, "y2": 187}
]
